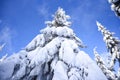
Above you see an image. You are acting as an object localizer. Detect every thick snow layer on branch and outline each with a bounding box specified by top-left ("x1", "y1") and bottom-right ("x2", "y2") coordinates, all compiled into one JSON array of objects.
[
  {"x1": 25, "y1": 34, "x2": 45, "y2": 52},
  {"x1": 29, "y1": 37, "x2": 64, "y2": 67},
  {"x1": 52, "y1": 61, "x2": 68, "y2": 80},
  {"x1": 41, "y1": 26, "x2": 74, "y2": 38}
]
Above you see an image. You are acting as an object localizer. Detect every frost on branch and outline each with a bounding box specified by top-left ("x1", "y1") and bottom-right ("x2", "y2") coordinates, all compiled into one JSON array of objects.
[
  {"x1": 0, "y1": 8, "x2": 107, "y2": 80},
  {"x1": 108, "y1": 0, "x2": 120, "y2": 17},
  {"x1": 95, "y1": 21, "x2": 120, "y2": 80},
  {"x1": 94, "y1": 47, "x2": 116, "y2": 80}
]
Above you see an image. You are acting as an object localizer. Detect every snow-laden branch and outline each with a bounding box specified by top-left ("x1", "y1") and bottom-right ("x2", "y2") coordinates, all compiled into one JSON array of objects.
[
  {"x1": 94, "y1": 47, "x2": 116, "y2": 80},
  {"x1": 108, "y1": 0, "x2": 120, "y2": 17}
]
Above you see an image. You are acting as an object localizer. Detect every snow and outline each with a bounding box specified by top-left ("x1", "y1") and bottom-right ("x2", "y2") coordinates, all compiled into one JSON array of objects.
[
  {"x1": 0, "y1": 54, "x2": 7, "y2": 62},
  {"x1": 94, "y1": 47, "x2": 116, "y2": 80},
  {"x1": 59, "y1": 39, "x2": 77, "y2": 66},
  {"x1": 25, "y1": 34, "x2": 45, "y2": 52},
  {"x1": 0, "y1": 54, "x2": 21, "y2": 80},
  {"x1": 41, "y1": 26, "x2": 74, "y2": 38},
  {"x1": 54, "y1": 7, "x2": 71, "y2": 26},
  {"x1": 111, "y1": 4, "x2": 115, "y2": 11},
  {"x1": 108, "y1": 0, "x2": 120, "y2": 16},
  {"x1": 0, "y1": 37, "x2": 108, "y2": 80},
  {"x1": 75, "y1": 51, "x2": 107, "y2": 80},
  {"x1": 29, "y1": 37, "x2": 64, "y2": 68},
  {"x1": 51, "y1": 56, "x2": 58, "y2": 70},
  {"x1": 29, "y1": 64, "x2": 42, "y2": 77},
  {"x1": 95, "y1": 22, "x2": 120, "y2": 80},
  {"x1": 53, "y1": 61, "x2": 68, "y2": 80},
  {"x1": 12, "y1": 64, "x2": 26, "y2": 80},
  {"x1": 0, "y1": 8, "x2": 108, "y2": 80},
  {"x1": 0, "y1": 61, "x2": 15, "y2": 80}
]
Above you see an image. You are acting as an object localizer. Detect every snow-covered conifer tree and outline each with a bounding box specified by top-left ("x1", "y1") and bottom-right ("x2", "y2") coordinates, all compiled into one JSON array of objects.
[
  {"x1": 108, "y1": 0, "x2": 120, "y2": 17},
  {"x1": 95, "y1": 21, "x2": 120, "y2": 80},
  {"x1": 0, "y1": 8, "x2": 107, "y2": 80},
  {"x1": 94, "y1": 47, "x2": 116, "y2": 80},
  {"x1": 97, "y1": 22, "x2": 120, "y2": 69}
]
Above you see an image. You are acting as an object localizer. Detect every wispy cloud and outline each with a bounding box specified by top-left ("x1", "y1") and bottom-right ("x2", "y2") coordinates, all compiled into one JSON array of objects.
[
  {"x1": 0, "y1": 19, "x2": 2, "y2": 24},
  {"x1": 69, "y1": 0, "x2": 108, "y2": 36},
  {"x1": 0, "y1": 43, "x2": 6, "y2": 51},
  {"x1": 37, "y1": 3, "x2": 50, "y2": 19},
  {"x1": 70, "y1": 0, "x2": 107, "y2": 26},
  {"x1": 0, "y1": 27, "x2": 14, "y2": 54}
]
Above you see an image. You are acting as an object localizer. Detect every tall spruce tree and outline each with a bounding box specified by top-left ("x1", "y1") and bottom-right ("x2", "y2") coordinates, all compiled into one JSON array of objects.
[{"x1": 95, "y1": 21, "x2": 120, "y2": 80}]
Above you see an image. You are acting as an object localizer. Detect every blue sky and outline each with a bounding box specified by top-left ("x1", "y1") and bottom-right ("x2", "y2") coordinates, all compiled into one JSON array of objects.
[{"x1": 0, "y1": 0, "x2": 120, "y2": 59}]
